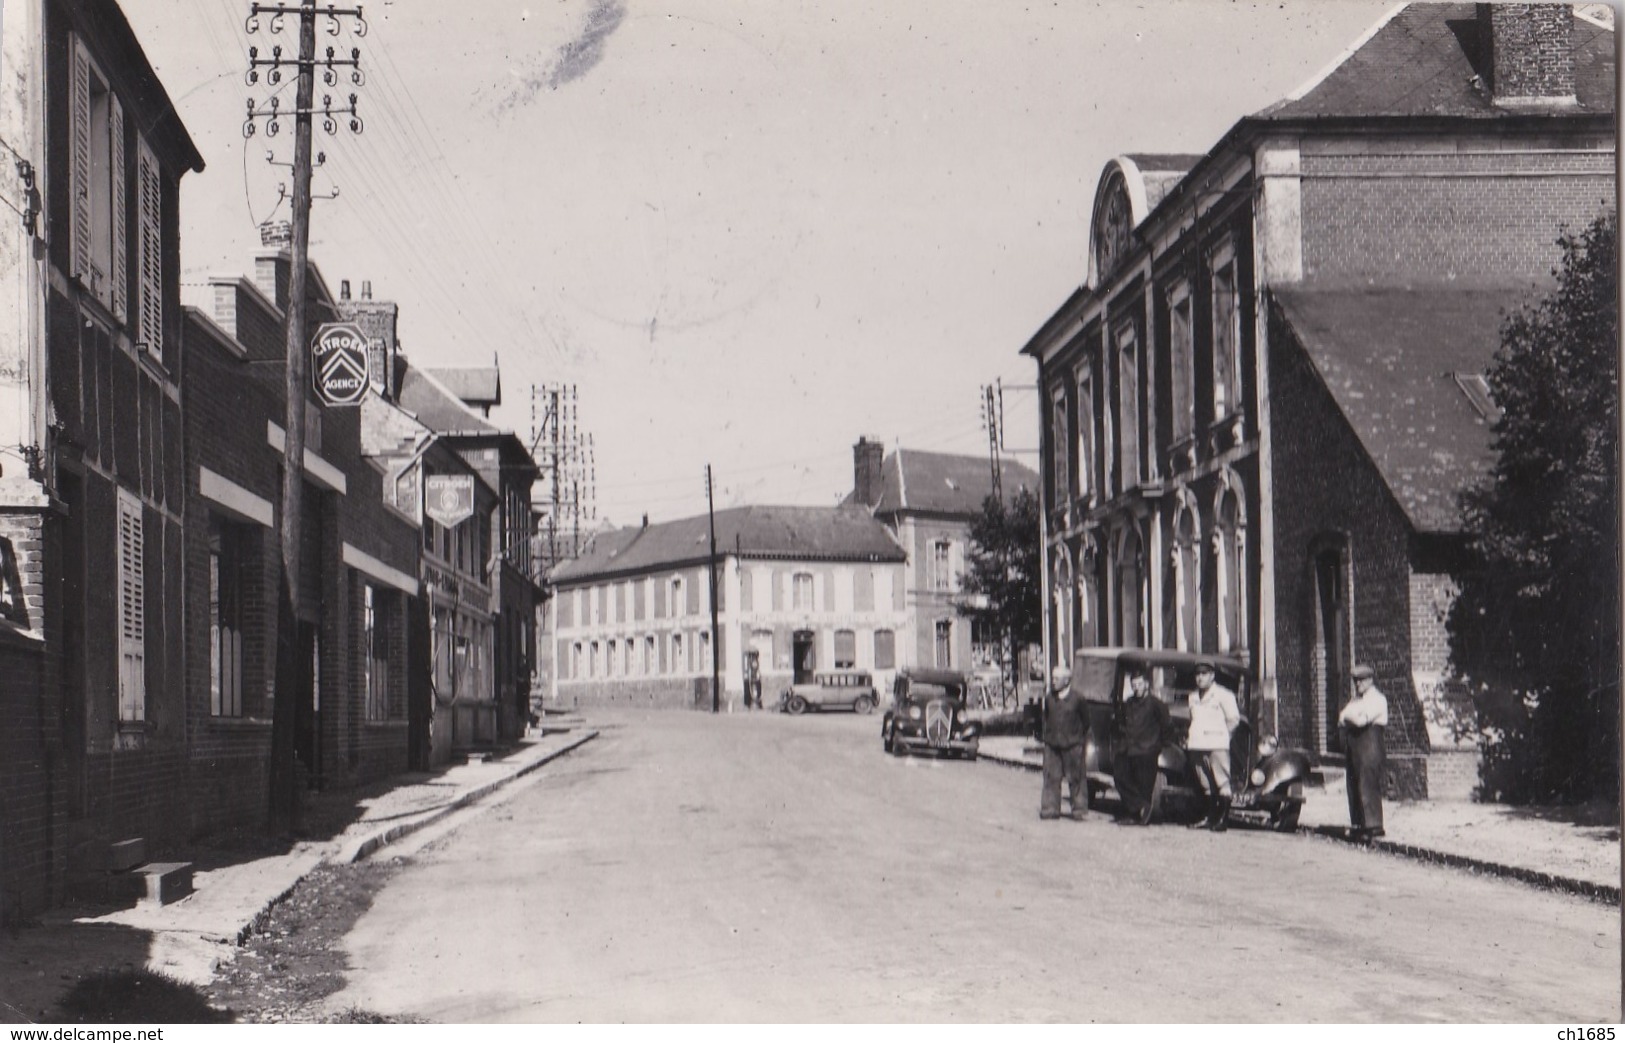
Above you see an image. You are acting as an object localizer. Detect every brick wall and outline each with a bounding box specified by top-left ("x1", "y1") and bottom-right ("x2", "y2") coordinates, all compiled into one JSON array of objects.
[
  {"x1": 1269, "y1": 300, "x2": 1430, "y2": 798},
  {"x1": 1300, "y1": 138, "x2": 1615, "y2": 285}
]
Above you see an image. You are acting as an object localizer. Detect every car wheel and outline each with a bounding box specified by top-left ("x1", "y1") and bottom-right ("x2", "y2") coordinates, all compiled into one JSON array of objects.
[
  {"x1": 1272, "y1": 802, "x2": 1302, "y2": 833},
  {"x1": 964, "y1": 739, "x2": 979, "y2": 761},
  {"x1": 853, "y1": 695, "x2": 875, "y2": 715},
  {"x1": 787, "y1": 695, "x2": 808, "y2": 715},
  {"x1": 888, "y1": 731, "x2": 906, "y2": 757}
]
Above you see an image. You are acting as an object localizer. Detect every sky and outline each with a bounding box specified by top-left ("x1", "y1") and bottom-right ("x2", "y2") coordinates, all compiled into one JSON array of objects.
[{"x1": 122, "y1": 0, "x2": 1395, "y2": 527}]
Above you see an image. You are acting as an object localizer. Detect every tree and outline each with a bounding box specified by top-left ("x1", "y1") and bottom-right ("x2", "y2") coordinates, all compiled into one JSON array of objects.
[
  {"x1": 1447, "y1": 210, "x2": 1619, "y2": 808},
  {"x1": 957, "y1": 486, "x2": 1042, "y2": 686}
]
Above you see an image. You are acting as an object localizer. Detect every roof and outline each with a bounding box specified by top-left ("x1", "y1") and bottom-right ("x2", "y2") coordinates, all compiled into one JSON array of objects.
[
  {"x1": 1272, "y1": 284, "x2": 1538, "y2": 534},
  {"x1": 396, "y1": 362, "x2": 499, "y2": 435},
  {"x1": 1120, "y1": 153, "x2": 1205, "y2": 213},
  {"x1": 850, "y1": 449, "x2": 1040, "y2": 517},
  {"x1": 551, "y1": 504, "x2": 905, "y2": 583},
  {"x1": 425, "y1": 366, "x2": 502, "y2": 408},
  {"x1": 1258, "y1": 3, "x2": 1615, "y2": 121}
]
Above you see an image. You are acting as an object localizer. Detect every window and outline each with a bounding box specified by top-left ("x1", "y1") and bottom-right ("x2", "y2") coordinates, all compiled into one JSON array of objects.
[
  {"x1": 210, "y1": 518, "x2": 249, "y2": 717},
  {"x1": 621, "y1": 639, "x2": 632, "y2": 677},
  {"x1": 873, "y1": 629, "x2": 896, "y2": 670},
  {"x1": 1211, "y1": 251, "x2": 1241, "y2": 418},
  {"x1": 135, "y1": 141, "x2": 162, "y2": 353},
  {"x1": 1173, "y1": 503, "x2": 1201, "y2": 653},
  {"x1": 589, "y1": 640, "x2": 599, "y2": 678},
  {"x1": 0, "y1": 537, "x2": 25, "y2": 627},
  {"x1": 929, "y1": 541, "x2": 952, "y2": 592},
  {"x1": 1216, "y1": 487, "x2": 1247, "y2": 654},
  {"x1": 834, "y1": 629, "x2": 856, "y2": 669},
  {"x1": 1076, "y1": 368, "x2": 1094, "y2": 500},
  {"x1": 644, "y1": 635, "x2": 655, "y2": 675},
  {"x1": 934, "y1": 620, "x2": 952, "y2": 668},
  {"x1": 1116, "y1": 324, "x2": 1139, "y2": 489},
  {"x1": 791, "y1": 572, "x2": 813, "y2": 612},
  {"x1": 670, "y1": 576, "x2": 684, "y2": 619},
  {"x1": 70, "y1": 35, "x2": 128, "y2": 321},
  {"x1": 572, "y1": 641, "x2": 583, "y2": 679},
  {"x1": 117, "y1": 488, "x2": 145, "y2": 721},
  {"x1": 1051, "y1": 393, "x2": 1070, "y2": 504},
  {"x1": 672, "y1": 633, "x2": 684, "y2": 673},
  {"x1": 606, "y1": 639, "x2": 617, "y2": 676},
  {"x1": 1169, "y1": 284, "x2": 1194, "y2": 442},
  {"x1": 362, "y1": 582, "x2": 395, "y2": 721},
  {"x1": 699, "y1": 631, "x2": 710, "y2": 671}
]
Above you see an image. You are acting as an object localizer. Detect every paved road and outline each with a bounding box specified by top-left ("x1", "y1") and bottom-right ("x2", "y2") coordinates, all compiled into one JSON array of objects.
[{"x1": 326, "y1": 709, "x2": 1619, "y2": 1022}]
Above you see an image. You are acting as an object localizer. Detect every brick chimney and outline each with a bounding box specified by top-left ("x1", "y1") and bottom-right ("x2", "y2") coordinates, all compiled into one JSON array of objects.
[
  {"x1": 335, "y1": 281, "x2": 400, "y2": 400},
  {"x1": 853, "y1": 436, "x2": 885, "y2": 507},
  {"x1": 1479, "y1": 3, "x2": 1577, "y2": 107}
]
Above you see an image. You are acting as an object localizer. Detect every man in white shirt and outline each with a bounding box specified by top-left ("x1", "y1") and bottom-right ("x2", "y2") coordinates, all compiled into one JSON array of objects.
[
  {"x1": 1186, "y1": 661, "x2": 1240, "y2": 832},
  {"x1": 1338, "y1": 664, "x2": 1389, "y2": 841}
]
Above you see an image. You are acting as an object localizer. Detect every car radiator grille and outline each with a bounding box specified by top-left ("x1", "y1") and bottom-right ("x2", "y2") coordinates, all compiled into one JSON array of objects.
[{"x1": 925, "y1": 702, "x2": 952, "y2": 745}]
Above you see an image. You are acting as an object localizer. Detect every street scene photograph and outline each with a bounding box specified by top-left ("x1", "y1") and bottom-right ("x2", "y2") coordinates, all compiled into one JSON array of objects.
[{"x1": 0, "y1": 0, "x2": 1618, "y2": 1027}]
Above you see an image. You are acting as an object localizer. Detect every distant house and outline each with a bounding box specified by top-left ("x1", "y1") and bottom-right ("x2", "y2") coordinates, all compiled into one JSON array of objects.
[
  {"x1": 549, "y1": 506, "x2": 909, "y2": 708},
  {"x1": 1019, "y1": 3, "x2": 1615, "y2": 798},
  {"x1": 844, "y1": 438, "x2": 1040, "y2": 674}
]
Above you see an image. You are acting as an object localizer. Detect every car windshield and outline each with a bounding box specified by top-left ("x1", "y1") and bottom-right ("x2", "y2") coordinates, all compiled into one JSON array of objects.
[
  {"x1": 903, "y1": 683, "x2": 960, "y2": 704},
  {"x1": 1123, "y1": 665, "x2": 1249, "y2": 716}
]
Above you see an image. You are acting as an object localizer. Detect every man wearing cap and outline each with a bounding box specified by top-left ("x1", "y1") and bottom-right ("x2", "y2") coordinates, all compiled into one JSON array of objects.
[
  {"x1": 1186, "y1": 660, "x2": 1240, "y2": 831},
  {"x1": 1339, "y1": 664, "x2": 1389, "y2": 841},
  {"x1": 1039, "y1": 664, "x2": 1090, "y2": 821},
  {"x1": 1113, "y1": 666, "x2": 1173, "y2": 825}
]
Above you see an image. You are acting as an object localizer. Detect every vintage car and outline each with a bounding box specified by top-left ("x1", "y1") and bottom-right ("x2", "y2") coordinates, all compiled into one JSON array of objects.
[
  {"x1": 1070, "y1": 648, "x2": 1311, "y2": 831},
  {"x1": 881, "y1": 667, "x2": 982, "y2": 759},
  {"x1": 779, "y1": 671, "x2": 880, "y2": 715}
]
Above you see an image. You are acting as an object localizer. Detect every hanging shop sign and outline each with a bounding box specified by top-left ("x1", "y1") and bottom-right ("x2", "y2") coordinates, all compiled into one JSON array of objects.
[
  {"x1": 424, "y1": 474, "x2": 476, "y2": 528},
  {"x1": 311, "y1": 321, "x2": 371, "y2": 406}
]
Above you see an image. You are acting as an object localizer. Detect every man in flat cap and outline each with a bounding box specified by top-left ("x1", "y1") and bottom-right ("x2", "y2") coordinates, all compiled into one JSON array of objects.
[
  {"x1": 1339, "y1": 664, "x2": 1389, "y2": 840},
  {"x1": 1039, "y1": 663, "x2": 1090, "y2": 821},
  {"x1": 1186, "y1": 659, "x2": 1240, "y2": 831}
]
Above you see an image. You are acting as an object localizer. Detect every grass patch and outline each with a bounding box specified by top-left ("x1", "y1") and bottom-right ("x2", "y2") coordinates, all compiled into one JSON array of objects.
[{"x1": 57, "y1": 969, "x2": 233, "y2": 1024}]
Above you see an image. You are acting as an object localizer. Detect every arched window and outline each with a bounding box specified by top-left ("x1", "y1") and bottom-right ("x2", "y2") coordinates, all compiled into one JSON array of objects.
[
  {"x1": 669, "y1": 576, "x2": 684, "y2": 619},
  {"x1": 1215, "y1": 483, "x2": 1247, "y2": 655},
  {"x1": 1115, "y1": 525, "x2": 1143, "y2": 647},
  {"x1": 1172, "y1": 496, "x2": 1202, "y2": 652},
  {"x1": 1052, "y1": 548, "x2": 1073, "y2": 664}
]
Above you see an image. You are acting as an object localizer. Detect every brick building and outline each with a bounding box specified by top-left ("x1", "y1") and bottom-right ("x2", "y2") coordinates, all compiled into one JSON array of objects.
[
  {"x1": 844, "y1": 437, "x2": 1040, "y2": 675},
  {"x1": 1020, "y1": 3, "x2": 1614, "y2": 798},
  {"x1": 0, "y1": 0, "x2": 203, "y2": 923},
  {"x1": 550, "y1": 506, "x2": 909, "y2": 709}
]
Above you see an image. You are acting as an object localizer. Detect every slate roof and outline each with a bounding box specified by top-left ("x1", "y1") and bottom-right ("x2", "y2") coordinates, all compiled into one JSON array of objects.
[
  {"x1": 849, "y1": 449, "x2": 1040, "y2": 518},
  {"x1": 396, "y1": 362, "x2": 499, "y2": 435},
  {"x1": 1272, "y1": 284, "x2": 1541, "y2": 534},
  {"x1": 551, "y1": 504, "x2": 905, "y2": 584},
  {"x1": 425, "y1": 366, "x2": 502, "y2": 408},
  {"x1": 1122, "y1": 153, "x2": 1205, "y2": 212},
  {"x1": 1257, "y1": 3, "x2": 1615, "y2": 121}
]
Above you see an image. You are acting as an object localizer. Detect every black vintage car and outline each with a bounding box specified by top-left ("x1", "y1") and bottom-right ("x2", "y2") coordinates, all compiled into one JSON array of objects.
[
  {"x1": 881, "y1": 668, "x2": 982, "y2": 759},
  {"x1": 1071, "y1": 648, "x2": 1310, "y2": 831}
]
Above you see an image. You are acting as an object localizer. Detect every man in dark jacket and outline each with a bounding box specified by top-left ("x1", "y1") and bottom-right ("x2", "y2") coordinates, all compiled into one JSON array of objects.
[
  {"x1": 1113, "y1": 666, "x2": 1172, "y2": 825},
  {"x1": 1040, "y1": 665, "x2": 1090, "y2": 821}
]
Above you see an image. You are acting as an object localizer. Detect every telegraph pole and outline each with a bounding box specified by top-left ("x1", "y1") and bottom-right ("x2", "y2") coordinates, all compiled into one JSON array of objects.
[
  {"x1": 244, "y1": 0, "x2": 366, "y2": 835},
  {"x1": 706, "y1": 465, "x2": 721, "y2": 713}
]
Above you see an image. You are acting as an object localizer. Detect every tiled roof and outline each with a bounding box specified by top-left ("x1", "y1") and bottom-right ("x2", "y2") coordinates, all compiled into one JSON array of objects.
[
  {"x1": 1258, "y1": 4, "x2": 1615, "y2": 121},
  {"x1": 425, "y1": 366, "x2": 502, "y2": 407},
  {"x1": 851, "y1": 449, "x2": 1040, "y2": 517},
  {"x1": 396, "y1": 362, "x2": 499, "y2": 435},
  {"x1": 1273, "y1": 284, "x2": 1540, "y2": 534},
  {"x1": 550, "y1": 504, "x2": 905, "y2": 583}
]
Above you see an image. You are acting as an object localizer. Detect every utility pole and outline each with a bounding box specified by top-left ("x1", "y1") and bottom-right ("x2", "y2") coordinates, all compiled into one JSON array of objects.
[
  {"x1": 706, "y1": 465, "x2": 721, "y2": 713},
  {"x1": 244, "y1": 0, "x2": 366, "y2": 835}
]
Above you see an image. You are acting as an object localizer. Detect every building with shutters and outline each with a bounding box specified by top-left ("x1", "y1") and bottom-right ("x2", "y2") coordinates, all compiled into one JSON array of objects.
[
  {"x1": 844, "y1": 438, "x2": 1041, "y2": 675},
  {"x1": 549, "y1": 505, "x2": 909, "y2": 709},
  {"x1": 1020, "y1": 3, "x2": 1614, "y2": 798},
  {"x1": 0, "y1": 0, "x2": 204, "y2": 923}
]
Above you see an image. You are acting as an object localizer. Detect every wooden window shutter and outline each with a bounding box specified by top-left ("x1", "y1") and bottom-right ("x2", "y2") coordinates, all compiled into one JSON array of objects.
[
  {"x1": 117, "y1": 488, "x2": 146, "y2": 720},
  {"x1": 109, "y1": 95, "x2": 127, "y2": 323},
  {"x1": 69, "y1": 36, "x2": 92, "y2": 281},
  {"x1": 137, "y1": 141, "x2": 162, "y2": 356}
]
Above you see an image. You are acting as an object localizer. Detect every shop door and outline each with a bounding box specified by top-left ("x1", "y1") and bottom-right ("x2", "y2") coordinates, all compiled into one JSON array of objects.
[{"x1": 792, "y1": 630, "x2": 815, "y2": 684}]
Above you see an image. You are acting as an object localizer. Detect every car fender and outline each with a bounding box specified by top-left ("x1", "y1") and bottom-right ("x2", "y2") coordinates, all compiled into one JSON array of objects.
[
  {"x1": 1257, "y1": 749, "x2": 1312, "y2": 793},
  {"x1": 1157, "y1": 744, "x2": 1189, "y2": 778}
]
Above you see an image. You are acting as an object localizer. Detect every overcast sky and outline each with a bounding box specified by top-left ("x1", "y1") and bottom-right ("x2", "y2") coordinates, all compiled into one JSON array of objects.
[{"x1": 123, "y1": 0, "x2": 1393, "y2": 526}]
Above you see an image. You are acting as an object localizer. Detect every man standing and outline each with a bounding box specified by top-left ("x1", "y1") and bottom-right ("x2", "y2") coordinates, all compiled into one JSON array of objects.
[
  {"x1": 1114, "y1": 666, "x2": 1172, "y2": 825},
  {"x1": 1186, "y1": 660, "x2": 1240, "y2": 832},
  {"x1": 1339, "y1": 664, "x2": 1389, "y2": 841},
  {"x1": 1040, "y1": 665, "x2": 1090, "y2": 821}
]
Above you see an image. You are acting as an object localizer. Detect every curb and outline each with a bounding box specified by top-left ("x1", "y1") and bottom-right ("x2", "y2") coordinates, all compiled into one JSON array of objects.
[{"x1": 980, "y1": 748, "x2": 1616, "y2": 906}]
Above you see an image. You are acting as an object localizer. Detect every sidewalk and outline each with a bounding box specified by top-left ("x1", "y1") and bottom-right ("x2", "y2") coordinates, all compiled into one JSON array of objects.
[
  {"x1": 978, "y1": 735, "x2": 1620, "y2": 903},
  {"x1": 0, "y1": 720, "x2": 597, "y2": 1023}
]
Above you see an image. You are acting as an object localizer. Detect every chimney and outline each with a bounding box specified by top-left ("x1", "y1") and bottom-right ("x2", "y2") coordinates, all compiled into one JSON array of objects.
[
  {"x1": 853, "y1": 436, "x2": 885, "y2": 507},
  {"x1": 1478, "y1": 3, "x2": 1576, "y2": 107},
  {"x1": 642, "y1": 513, "x2": 649, "y2": 528},
  {"x1": 258, "y1": 219, "x2": 292, "y2": 248},
  {"x1": 340, "y1": 279, "x2": 351, "y2": 300},
  {"x1": 334, "y1": 280, "x2": 399, "y2": 399},
  {"x1": 362, "y1": 279, "x2": 372, "y2": 300}
]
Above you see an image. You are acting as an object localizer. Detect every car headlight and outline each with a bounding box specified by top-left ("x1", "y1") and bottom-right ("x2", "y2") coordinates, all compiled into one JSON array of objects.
[
  {"x1": 1250, "y1": 768, "x2": 1267, "y2": 787},
  {"x1": 909, "y1": 706, "x2": 922, "y2": 720},
  {"x1": 1257, "y1": 735, "x2": 1278, "y2": 758}
]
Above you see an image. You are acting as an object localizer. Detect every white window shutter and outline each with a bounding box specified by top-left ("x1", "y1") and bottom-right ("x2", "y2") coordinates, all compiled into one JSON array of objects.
[
  {"x1": 137, "y1": 141, "x2": 162, "y2": 356},
  {"x1": 117, "y1": 489, "x2": 145, "y2": 721},
  {"x1": 109, "y1": 95, "x2": 127, "y2": 323},
  {"x1": 69, "y1": 36, "x2": 92, "y2": 282}
]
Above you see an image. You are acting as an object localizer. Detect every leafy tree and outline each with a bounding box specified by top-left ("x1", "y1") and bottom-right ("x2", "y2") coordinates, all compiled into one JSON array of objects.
[
  {"x1": 957, "y1": 486, "x2": 1042, "y2": 686},
  {"x1": 1447, "y1": 210, "x2": 1619, "y2": 807}
]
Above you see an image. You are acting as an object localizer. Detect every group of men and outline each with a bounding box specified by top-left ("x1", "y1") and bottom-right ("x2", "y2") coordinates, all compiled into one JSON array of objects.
[{"x1": 1037, "y1": 657, "x2": 1388, "y2": 839}]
